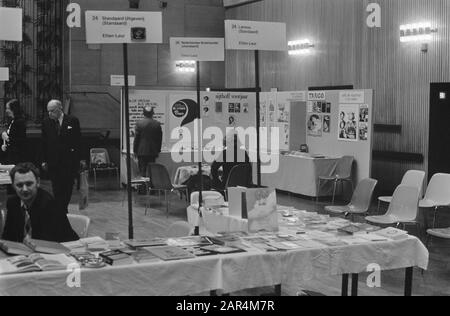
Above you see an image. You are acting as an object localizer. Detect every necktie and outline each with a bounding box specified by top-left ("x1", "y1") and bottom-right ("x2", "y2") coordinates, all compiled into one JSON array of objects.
[
  {"x1": 23, "y1": 205, "x2": 31, "y2": 239},
  {"x1": 55, "y1": 120, "x2": 61, "y2": 136}
]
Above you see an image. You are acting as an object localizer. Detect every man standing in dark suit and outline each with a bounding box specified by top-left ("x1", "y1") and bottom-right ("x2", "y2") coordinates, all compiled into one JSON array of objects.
[
  {"x1": 133, "y1": 106, "x2": 163, "y2": 176},
  {"x1": 2, "y1": 162, "x2": 78, "y2": 242},
  {"x1": 41, "y1": 99, "x2": 81, "y2": 213}
]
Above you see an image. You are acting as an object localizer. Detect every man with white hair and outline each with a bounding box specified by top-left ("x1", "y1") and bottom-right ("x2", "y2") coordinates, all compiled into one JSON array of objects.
[{"x1": 41, "y1": 99, "x2": 81, "y2": 213}]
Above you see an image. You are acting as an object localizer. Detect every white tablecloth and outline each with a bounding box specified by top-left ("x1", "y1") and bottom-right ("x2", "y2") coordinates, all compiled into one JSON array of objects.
[
  {"x1": 259, "y1": 154, "x2": 339, "y2": 197},
  {"x1": 0, "y1": 235, "x2": 428, "y2": 296}
]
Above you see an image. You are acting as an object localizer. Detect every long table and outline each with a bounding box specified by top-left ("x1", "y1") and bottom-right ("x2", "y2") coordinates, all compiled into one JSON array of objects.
[
  {"x1": 258, "y1": 154, "x2": 340, "y2": 197},
  {"x1": 0, "y1": 235, "x2": 428, "y2": 296}
]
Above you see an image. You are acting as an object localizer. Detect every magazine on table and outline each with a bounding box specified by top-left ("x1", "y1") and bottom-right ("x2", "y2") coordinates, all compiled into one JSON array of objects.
[{"x1": 0, "y1": 253, "x2": 76, "y2": 275}]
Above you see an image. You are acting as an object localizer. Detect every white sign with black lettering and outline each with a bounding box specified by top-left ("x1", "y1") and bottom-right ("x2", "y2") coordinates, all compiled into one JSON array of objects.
[
  {"x1": 225, "y1": 20, "x2": 287, "y2": 51},
  {"x1": 339, "y1": 90, "x2": 365, "y2": 104},
  {"x1": 170, "y1": 38, "x2": 225, "y2": 61},
  {"x1": 85, "y1": 11, "x2": 162, "y2": 44},
  {"x1": 0, "y1": 8, "x2": 22, "y2": 41},
  {"x1": 0, "y1": 68, "x2": 9, "y2": 81},
  {"x1": 111, "y1": 75, "x2": 136, "y2": 86},
  {"x1": 308, "y1": 91, "x2": 326, "y2": 101}
]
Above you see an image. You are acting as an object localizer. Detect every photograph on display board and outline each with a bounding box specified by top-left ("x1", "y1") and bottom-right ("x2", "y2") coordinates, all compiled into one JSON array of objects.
[
  {"x1": 284, "y1": 124, "x2": 290, "y2": 147},
  {"x1": 338, "y1": 104, "x2": 358, "y2": 141},
  {"x1": 243, "y1": 103, "x2": 249, "y2": 114},
  {"x1": 228, "y1": 103, "x2": 235, "y2": 113},
  {"x1": 234, "y1": 103, "x2": 241, "y2": 113},
  {"x1": 323, "y1": 115, "x2": 331, "y2": 133},
  {"x1": 228, "y1": 115, "x2": 236, "y2": 126},
  {"x1": 326, "y1": 102, "x2": 331, "y2": 113},
  {"x1": 277, "y1": 103, "x2": 289, "y2": 123},
  {"x1": 307, "y1": 113, "x2": 322, "y2": 137},
  {"x1": 215, "y1": 102, "x2": 223, "y2": 113},
  {"x1": 359, "y1": 123, "x2": 368, "y2": 141},
  {"x1": 313, "y1": 101, "x2": 323, "y2": 113},
  {"x1": 359, "y1": 104, "x2": 369, "y2": 123}
]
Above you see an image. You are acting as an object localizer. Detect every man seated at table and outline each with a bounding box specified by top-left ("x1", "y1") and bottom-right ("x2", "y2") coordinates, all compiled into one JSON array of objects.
[
  {"x1": 211, "y1": 132, "x2": 252, "y2": 192},
  {"x1": 1, "y1": 162, "x2": 79, "y2": 243}
]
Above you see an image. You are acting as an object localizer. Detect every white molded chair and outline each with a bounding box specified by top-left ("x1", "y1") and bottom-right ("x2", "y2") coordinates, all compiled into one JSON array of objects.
[
  {"x1": 366, "y1": 185, "x2": 420, "y2": 231},
  {"x1": 317, "y1": 156, "x2": 354, "y2": 204},
  {"x1": 419, "y1": 173, "x2": 450, "y2": 229},
  {"x1": 378, "y1": 170, "x2": 425, "y2": 210},
  {"x1": 90, "y1": 148, "x2": 120, "y2": 190},
  {"x1": 166, "y1": 221, "x2": 193, "y2": 238},
  {"x1": 325, "y1": 178, "x2": 377, "y2": 221},
  {"x1": 67, "y1": 214, "x2": 91, "y2": 238}
]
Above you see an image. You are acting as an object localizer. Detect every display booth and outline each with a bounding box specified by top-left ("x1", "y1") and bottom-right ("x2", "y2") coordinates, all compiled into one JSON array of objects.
[{"x1": 259, "y1": 89, "x2": 373, "y2": 197}]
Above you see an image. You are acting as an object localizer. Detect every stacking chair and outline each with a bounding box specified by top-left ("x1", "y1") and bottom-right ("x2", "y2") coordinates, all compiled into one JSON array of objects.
[
  {"x1": 426, "y1": 227, "x2": 450, "y2": 247},
  {"x1": 166, "y1": 221, "x2": 193, "y2": 238},
  {"x1": 67, "y1": 214, "x2": 91, "y2": 238},
  {"x1": 146, "y1": 163, "x2": 189, "y2": 217},
  {"x1": 90, "y1": 148, "x2": 119, "y2": 190},
  {"x1": 418, "y1": 173, "x2": 450, "y2": 229},
  {"x1": 325, "y1": 178, "x2": 377, "y2": 221},
  {"x1": 365, "y1": 185, "x2": 421, "y2": 232},
  {"x1": 317, "y1": 156, "x2": 354, "y2": 204},
  {"x1": 223, "y1": 164, "x2": 253, "y2": 200},
  {"x1": 122, "y1": 157, "x2": 151, "y2": 210},
  {"x1": 378, "y1": 170, "x2": 425, "y2": 211}
]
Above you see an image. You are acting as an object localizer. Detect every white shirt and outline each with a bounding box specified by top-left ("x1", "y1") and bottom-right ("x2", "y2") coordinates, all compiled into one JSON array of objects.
[{"x1": 58, "y1": 113, "x2": 64, "y2": 127}]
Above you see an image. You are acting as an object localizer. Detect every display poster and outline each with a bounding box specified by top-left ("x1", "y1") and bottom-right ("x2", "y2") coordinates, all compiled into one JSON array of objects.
[
  {"x1": 168, "y1": 93, "x2": 198, "y2": 148},
  {"x1": 85, "y1": 11, "x2": 162, "y2": 44},
  {"x1": 111, "y1": 75, "x2": 136, "y2": 86},
  {"x1": 225, "y1": 20, "x2": 287, "y2": 51},
  {"x1": 0, "y1": 8, "x2": 22, "y2": 41},
  {"x1": 338, "y1": 104, "x2": 358, "y2": 141},
  {"x1": 275, "y1": 91, "x2": 304, "y2": 151},
  {"x1": 246, "y1": 188, "x2": 278, "y2": 233},
  {"x1": 128, "y1": 91, "x2": 166, "y2": 149}
]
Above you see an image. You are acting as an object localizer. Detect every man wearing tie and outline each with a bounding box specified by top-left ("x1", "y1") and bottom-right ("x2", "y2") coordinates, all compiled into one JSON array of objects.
[{"x1": 41, "y1": 100, "x2": 81, "y2": 213}]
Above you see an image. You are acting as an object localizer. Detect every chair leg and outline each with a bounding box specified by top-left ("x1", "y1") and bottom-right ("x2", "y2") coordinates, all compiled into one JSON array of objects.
[
  {"x1": 332, "y1": 180, "x2": 337, "y2": 205},
  {"x1": 165, "y1": 190, "x2": 169, "y2": 218},
  {"x1": 93, "y1": 170, "x2": 97, "y2": 190},
  {"x1": 432, "y1": 207, "x2": 438, "y2": 229}
]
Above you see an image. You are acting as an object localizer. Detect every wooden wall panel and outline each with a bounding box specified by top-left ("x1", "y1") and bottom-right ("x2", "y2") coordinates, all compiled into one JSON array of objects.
[{"x1": 226, "y1": 0, "x2": 450, "y2": 193}]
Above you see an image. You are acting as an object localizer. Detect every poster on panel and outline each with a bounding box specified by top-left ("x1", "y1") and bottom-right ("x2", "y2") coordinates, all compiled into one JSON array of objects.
[{"x1": 338, "y1": 104, "x2": 358, "y2": 141}]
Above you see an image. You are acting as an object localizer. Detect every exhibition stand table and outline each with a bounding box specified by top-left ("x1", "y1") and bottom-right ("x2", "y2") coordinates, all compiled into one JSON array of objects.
[
  {"x1": 0, "y1": 233, "x2": 428, "y2": 296},
  {"x1": 259, "y1": 153, "x2": 340, "y2": 197}
]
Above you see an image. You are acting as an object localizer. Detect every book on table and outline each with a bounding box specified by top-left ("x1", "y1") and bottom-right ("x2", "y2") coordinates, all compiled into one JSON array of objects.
[
  {"x1": 131, "y1": 248, "x2": 160, "y2": 263},
  {"x1": 99, "y1": 250, "x2": 134, "y2": 266},
  {"x1": 0, "y1": 253, "x2": 76, "y2": 275},
  {"x1": 0, "y1": 240, "x2": 34, "y2": 256},
  {"x1": 374, "y1": 227, "x2": 409, "y2": 240},
  {"x1": 147, "y1": 246, "x2": 195, "y2": 261},
  {"x1": 200, "y1": 244, "x2": 246, "y2": 254},
  {"x1": 23, "y1": 239, "x2": 71, "y2": 254},
  {"x1": 124, "y1": 238, "x2": 168, "y2": 248},
  {"x1": 167, "y1": 236, "x2": 212, "y2": 247}
]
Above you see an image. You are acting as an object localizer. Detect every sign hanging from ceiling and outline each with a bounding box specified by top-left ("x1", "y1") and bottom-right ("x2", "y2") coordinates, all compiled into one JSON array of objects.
[
  {"x1": 0, "y1": 68, "x2": 9, "y2": 81},
  {"x1": 170, "y1": 37, "x2": 225, "y2": 61},
  {"x1": 0, "y1": 7, "x2": 22, "y2": 41},
  {"x1": 225, "y1": 20, "x2": 287, "y2": 51},
  {"x1": 85, "y1": 11, "x2": 162, "y2": 44}
]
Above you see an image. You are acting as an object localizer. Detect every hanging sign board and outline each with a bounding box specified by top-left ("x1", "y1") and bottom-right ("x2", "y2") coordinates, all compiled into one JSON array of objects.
[
  {"x1": 85, "y1": 11, "x2": 162, "y2": 44},
  {"x1": 0, "y1": 7, "x2": 22, "y2": 41},
  {"x1": 339, "y1": 90, "x2": 365, "y2": 104},
  {"x1": 170, "y1": 37, "x2": 225, "y2": 61},
  {"x1": 0, "y1": 68, "x2": 9, "y2": 81},
  {"x1": 111, "y1": 75, "x2": 136, "y2": 86},
  {"x1": 224, "y1": 20, "x2": 286, "y2": 51}
]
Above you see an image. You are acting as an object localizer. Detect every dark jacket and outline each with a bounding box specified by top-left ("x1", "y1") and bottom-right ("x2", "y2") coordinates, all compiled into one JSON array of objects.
[
  {"x1": 133, "y1": 117, "x2": 163, "y2": 157},
  {"x1": 4, "y1": 117, "x2": 27, "y2": 164},
  {"x1": 2, "y1": 188, "x2": 79, "y2": 243},
  {"x1": 42, "y1": 115, "x2": 81, "y2": 178}
]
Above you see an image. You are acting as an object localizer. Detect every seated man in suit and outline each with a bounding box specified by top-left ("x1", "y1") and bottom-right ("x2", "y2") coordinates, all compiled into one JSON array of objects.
[
  {"x1": 211, "y1": 132, "x2": 252, "y2": 192},
  {"x1": 1, "y1": 162, "x2": 79, "y2": 243}
]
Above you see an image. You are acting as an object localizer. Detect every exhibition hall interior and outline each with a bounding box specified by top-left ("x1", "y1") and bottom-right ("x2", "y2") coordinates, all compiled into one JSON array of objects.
[{"x1": 0, "y1": 0, "x2": 449, "y2": 296}]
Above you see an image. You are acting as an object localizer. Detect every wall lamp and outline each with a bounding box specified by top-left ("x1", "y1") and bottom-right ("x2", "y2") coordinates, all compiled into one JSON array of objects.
[
  {"x1": 288, "y1": 39, "x2": 314, "y2": 55},
  {"x1": 400, "y1": 23, "x2": 437, "y2": 42},
  {"x1": 175, "y1": 60, "x2": 196, "y2": 73}
]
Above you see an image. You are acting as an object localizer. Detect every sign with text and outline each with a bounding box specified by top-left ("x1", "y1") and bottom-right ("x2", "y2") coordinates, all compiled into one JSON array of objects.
[
  {"x1": 85, "y1": 11, "x2": 162, "y2": 44},
  {"x1": 339, "y1": 90, "x2": 365, "y2": 103},
  {"x1": 170, "y1": 38, "x2": 224, "y2": 61},
  {"x1": 308, "y1": 91, "x2": 326, "y2": 101},
  {"x1": 0, "y1": 7, "x2": 22, "y2": 41},
  {"x1": 0, "y1": 68, "x2": 9, "y2": 81},
  {"x1": 111, "y1": 75, "x2": 136, "y2": 86},
  {"x1": 225, "y1": 20, "x2": 286, "y2": 51}
]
